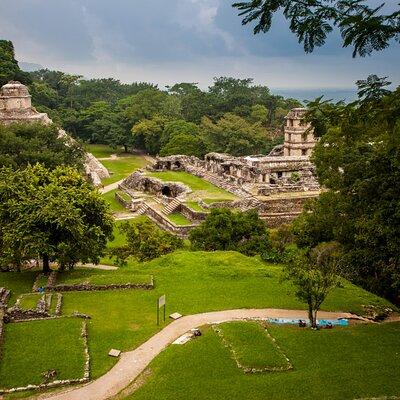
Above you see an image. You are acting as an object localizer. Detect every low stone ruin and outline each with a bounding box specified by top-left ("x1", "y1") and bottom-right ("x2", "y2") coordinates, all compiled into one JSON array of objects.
[{"x1": 122, "y1": 171, "x2": 192, "y2": 198}]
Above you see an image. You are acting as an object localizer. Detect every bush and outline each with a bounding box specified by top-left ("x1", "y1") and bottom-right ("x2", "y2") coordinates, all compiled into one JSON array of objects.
[
  {"x1": 189, "y1": 208, "x2": 270, "y2": 256},
  {"x1": 110, "y1": 219, "x2": 183, "y2": 262}
]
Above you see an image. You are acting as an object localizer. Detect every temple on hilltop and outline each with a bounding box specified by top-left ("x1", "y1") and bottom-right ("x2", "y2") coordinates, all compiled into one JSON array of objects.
[
  {"x1": 0, "y1": 81, "x2": 109, "y2": 186},
  {"x1": 0, "y1": 81, "x2": 52, "y2": 125}
]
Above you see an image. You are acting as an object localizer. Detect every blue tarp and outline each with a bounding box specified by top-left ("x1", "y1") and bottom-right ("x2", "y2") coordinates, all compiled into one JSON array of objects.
[{"x1": 267, "y1": 317, "x2": 349, "y2": 327}]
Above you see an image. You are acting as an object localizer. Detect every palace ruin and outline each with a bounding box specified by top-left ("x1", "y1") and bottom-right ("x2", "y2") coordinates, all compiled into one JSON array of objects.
[{"x1": 120, "y1": 108, "x2": 320, "y2": 233}]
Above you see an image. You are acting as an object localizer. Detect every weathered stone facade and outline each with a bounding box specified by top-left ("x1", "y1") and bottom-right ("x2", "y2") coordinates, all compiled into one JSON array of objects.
[
  {"x1": 284, "y1": 108, "x2": 317, "y2": 157},
  {"x1": 0, "y1": 81, "x2": 109, "y2": 186},
  {"x1": 123, "y1": 171, "x2": 192, "y2": 198},
  {"x1": 0, "y1": 81, "x2": 52, "y2": 125}
]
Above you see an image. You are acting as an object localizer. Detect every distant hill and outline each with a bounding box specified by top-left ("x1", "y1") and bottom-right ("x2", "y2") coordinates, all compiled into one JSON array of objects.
[
  {"x1": 18, "y1": 61, "x2": 44, "y2": 72},
  {"x1": 271, "y1": 88, "x2": 358, "y2": 103}
]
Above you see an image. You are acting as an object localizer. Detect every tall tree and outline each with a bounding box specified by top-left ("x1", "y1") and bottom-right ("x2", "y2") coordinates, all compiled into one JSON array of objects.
[
  {"x1": 0, "y1": 40, "x2": 31, "y2": 86},
  {"x1": 0, "y1": 123, "x2": 84, "y2": 171},
  {"x1": 294, "y1": 78, "x2": 400, "y2": 302},
  {"x1": 0, "y1": 164, "x2": 114, "y2": 273},
  {"x1": 284, "y1": 243, "x2": 341, "y2": 328},
  {"x1": 233, "y1": 0, "x2": 400, "y2": 57}
]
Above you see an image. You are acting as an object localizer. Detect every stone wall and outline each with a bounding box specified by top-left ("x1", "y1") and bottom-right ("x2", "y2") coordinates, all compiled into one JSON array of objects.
[
  {"x1": 180, "y1": 203, "x2": 208, "y2": 221},
  {"x1": 122, "y1": 171, "x2": 191, "y2": 198}
]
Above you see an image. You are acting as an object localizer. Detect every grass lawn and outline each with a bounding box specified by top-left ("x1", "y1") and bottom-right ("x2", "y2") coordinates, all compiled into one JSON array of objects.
[
  {"x1": 0, "y1": 318, "x2": 86, "y2": 390},
  {"x1": 127, "y1": 322, "x2": 400, "y2": 400},
  {"x1": 0, "y1": 271, "x2": 37, "y2": 304},
  {"x1": 102, "y1": 156, "x2": 148, "y2": 186},
  {"x1": 102, "y1": 189, "x2": 127, "y2": 212},
  {"x1": 1, "y1": 251, "x2": 394, "y2": 396},
  {"x1": 168, "y1": 213, "x2": 192, "y2": 226},
  {"x1": 83, "y1": 144, "x2": 126, "y2": 158},
  {"x1": 55, "y1": 269, "x2": 152, "y2": 286},
  {"x1": 18, "y1": 293, "x2": 41, "y2": 310},
  {"x1": 53, "y1": 252, "x2": 390, "y2": 381},
  {"x1": 185, "y1": 201, "x2": 207, "y2": 212},
  {"x1": 147, "y1": 171, "x2": 237, "y2": 202},
  {"x1": 216, "y1": 321, "x2": 289, "y2": 370}
]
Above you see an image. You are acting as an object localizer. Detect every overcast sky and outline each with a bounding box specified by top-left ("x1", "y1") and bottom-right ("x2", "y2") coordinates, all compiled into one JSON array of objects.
[{"x1": 0, "y1": 0, "x2": 398, "y2": 89}]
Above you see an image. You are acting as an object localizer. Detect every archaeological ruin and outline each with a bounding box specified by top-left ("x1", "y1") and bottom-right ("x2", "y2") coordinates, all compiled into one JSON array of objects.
[
  {"x1": 0, "y1": 81, "x2": 109, "y2": 186},
  {"x1": 119, "y1": 107, "x2": 320, "y2": 234}
]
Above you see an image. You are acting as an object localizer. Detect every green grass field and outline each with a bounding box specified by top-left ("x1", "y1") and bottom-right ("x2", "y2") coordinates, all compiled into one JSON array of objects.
[
  {"x1": 168, "y1": 213, "x2": 192, "y2": 226},
  {"x1": 102, "y1": 156, "x2": 148, "y2": 186},
  {"x1": 18, "y1": 293, "x2": 41, "y2": 310},
  {"x1": 127, "y1": 322, "x2": 400, "y2": 400},
  {"x1": 102, "y1": 189, "x2": 127, "y2": 212},
  {"x1": 216, "y1": 321, "x2": 289, "y2": 371},
  {"x1": 185, "y1": 201, "x2": 207, "y2": 212},
  {"x1": 0, "y1": 271, "x2": 37, "y2": 304},
  {"x1": 83, "y1": 144, "x2": 126, "y2": 158},
  {"x1": 0, "y1": 251, "x2": 395, "y2": 397},
  {"x1": 56, "y1": 269, "x2": 152, "y2": 286},
  {"x1": 147, "y1": 171, "x2": 237, "y2": 202},
  {"x1": 0, "y1": 318, "x2": 86, "y2": 390}
]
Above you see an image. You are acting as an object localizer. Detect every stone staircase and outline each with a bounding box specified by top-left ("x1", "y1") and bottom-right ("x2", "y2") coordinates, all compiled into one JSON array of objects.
[
  {"x1": 136, "y1": 203, "x2": 149, "y2": 215},
  {"x1": 162, "y1": 198, "x2": 181, "y2": 215}
]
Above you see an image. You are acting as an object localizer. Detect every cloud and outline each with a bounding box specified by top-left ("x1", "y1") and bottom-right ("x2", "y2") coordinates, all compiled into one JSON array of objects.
[{"x1": 0, "y1": 0, "x2": 398, "y2": 88}]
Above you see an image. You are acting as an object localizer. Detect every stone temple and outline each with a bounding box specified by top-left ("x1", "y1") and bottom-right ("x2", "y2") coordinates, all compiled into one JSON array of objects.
[{"x1": 0, "y1": 81, "x2": 109, "y2": 186}]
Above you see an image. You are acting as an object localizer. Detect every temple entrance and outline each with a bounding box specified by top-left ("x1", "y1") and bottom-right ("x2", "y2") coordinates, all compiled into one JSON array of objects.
[{"x1": 162, "y1": 185, "x2": 172, "y2": 197}]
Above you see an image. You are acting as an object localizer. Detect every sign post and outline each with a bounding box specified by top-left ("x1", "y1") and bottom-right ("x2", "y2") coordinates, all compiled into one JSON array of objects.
[{"x1": 157, "y1": 295, "x2": 166, "y2": 325}]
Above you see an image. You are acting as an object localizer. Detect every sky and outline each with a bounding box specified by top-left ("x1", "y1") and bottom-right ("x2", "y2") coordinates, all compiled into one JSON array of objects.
[{"x1": 0, "y1": 0, "x2": 399, "y2": 90}]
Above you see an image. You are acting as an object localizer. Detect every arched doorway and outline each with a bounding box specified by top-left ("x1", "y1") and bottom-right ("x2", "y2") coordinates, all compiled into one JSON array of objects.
[{"x1": 162, "y1": 185, "x2": 172, "y2": 197}]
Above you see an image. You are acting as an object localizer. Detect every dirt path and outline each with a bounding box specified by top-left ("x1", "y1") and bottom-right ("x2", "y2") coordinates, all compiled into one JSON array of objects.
[
  {"x1": 100, "y1": 179, "x2": 125, "y2": 194},
  {"x1": 40, "y1": 308, "x2": 356, "y2": 400}
]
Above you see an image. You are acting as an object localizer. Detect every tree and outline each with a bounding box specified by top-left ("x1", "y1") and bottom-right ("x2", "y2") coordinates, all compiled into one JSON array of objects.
[
  {"x1": 132, "y1": 116, "x2": 170, "y2": 155},
  {"x1": 160, "y1": 133, "x2": 206, "y2": 158},
  {"x1": 190, "y1": 208, "x2": 270, "y2": 256},
  {"x1": 233, "y1": 0, "x2": 400, "y2": 57},
  {"x1": 201, "y1": 113, "x2": 266, "y2": 156},
  {"x1": 0, "y1": 40, "x2": 31, "y2": 86},
  {"x1": 0, "y1": 164, "x2": 114, "y2": 273},
  {"x1": 284, "y1": 243, "x2": 341, "y2": 328},
  {"x1": 0, "y1": 123, "x2": 84, "y2": 171},
  {"x1": 110, "y1": 219, "x2": 183, "y2": 263},
  {"x1": 295, "y1": 78, "x2": 400, "y2": 302}
]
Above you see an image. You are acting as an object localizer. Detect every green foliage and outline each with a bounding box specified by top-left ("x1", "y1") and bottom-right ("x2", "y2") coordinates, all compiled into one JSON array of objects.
[
  {"x1": 0, "y1": 122, "x2": 84, "y2": 170},
  {"x1": 201, "y1": 113, "x2": 266, "y2": 156},
  {"x1": 233, "y1": 0, "x2": 400, "y2": 57},
  {"x1": 0, "y1": 40, "x2": 31, "y2": 86},
  {"x1": 283, "y1": 243, "x2": 341, "y2": 327},
  {"x1": 0, "y1": 164, "x2": 114, "y2": 271},
  {"x1": 190, "y1": 208, "x2": 270, "y2": 256},
  {"x1": 110, "y1": 219, "x2": 183, "y2": 262}
]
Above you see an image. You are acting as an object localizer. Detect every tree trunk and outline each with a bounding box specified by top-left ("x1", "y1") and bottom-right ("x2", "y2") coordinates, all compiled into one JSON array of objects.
[
  {"x1": 42, "y1": 254, "x2": 50, "y2": 274},
  {"x1": 124, "y1": 144, "x2": 128, "y2": 153},
  {"x1": 308, "y1": 303, "x2": 317, "y2": 328}
]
